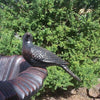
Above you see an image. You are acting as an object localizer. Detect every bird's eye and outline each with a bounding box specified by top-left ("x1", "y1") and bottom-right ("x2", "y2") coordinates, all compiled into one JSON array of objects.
[
  {"x1": 27, "y1": 35, "x2": 31, "y2": 38},
  {"x1": 26, "y1": 35, "x2": 31, "y2": 40}
]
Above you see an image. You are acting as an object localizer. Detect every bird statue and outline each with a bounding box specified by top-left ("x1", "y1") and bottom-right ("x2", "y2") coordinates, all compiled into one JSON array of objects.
[
  {"x1": 22, "y1": 33, "x2": 81, "y2": 82},
  {"x1": 0, "y1": 55, "x2": 47, "y2": 100}
]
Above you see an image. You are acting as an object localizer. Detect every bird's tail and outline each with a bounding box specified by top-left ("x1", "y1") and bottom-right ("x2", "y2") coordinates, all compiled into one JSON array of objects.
[{"x1": 61, "y1": 64, "x2": 81, "y2": 82}]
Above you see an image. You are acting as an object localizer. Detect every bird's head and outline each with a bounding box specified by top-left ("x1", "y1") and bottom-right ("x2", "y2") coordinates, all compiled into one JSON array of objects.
[{"x1": 23, "y1": 33, "x2": 33, "y2": 43}]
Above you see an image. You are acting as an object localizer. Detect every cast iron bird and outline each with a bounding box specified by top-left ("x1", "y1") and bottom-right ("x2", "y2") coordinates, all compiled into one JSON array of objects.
[{"x1": 22, "y1": 33, "x2": 81, "y2": 82}]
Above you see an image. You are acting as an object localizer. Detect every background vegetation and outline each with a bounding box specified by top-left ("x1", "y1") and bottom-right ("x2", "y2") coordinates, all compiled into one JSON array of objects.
[{"x1": 0, "y1": 0, "x2": 100, "y2": 99}]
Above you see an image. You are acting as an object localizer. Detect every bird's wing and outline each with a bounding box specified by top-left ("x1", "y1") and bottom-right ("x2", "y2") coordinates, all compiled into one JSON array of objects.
[
  {"x1": 31, "y1": 45, "x2": 67, "y2": 65},
  {"x1": 43, "y1": 50, "x2": 67, "y2": 65}
]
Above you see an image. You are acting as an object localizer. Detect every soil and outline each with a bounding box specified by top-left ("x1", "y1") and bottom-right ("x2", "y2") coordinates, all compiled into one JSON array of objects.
[{"x1": 35, "y1": 87, "x2": 100, "y2": 100}]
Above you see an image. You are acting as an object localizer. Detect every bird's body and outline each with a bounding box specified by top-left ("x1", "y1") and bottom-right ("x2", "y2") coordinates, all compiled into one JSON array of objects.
[
  {"x1": 22, "y1": 33, "x2": 81, "y2": 82},
  {"x1": 23, "y1": 42, "x2": 67, "y2": 67}
]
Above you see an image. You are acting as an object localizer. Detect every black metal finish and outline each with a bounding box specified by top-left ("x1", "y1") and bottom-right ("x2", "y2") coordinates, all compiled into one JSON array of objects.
[
  {"x1": 22, "y1": 33, "x2": 81, "y2": 82},
  {"x1": 0, "y1": 55, "x2": 47, "y2": 100}
]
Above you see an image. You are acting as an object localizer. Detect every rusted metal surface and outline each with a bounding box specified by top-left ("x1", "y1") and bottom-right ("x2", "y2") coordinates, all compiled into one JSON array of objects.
[{"x1": 0, "y1": 55, "x2": 47, "y2": 100}]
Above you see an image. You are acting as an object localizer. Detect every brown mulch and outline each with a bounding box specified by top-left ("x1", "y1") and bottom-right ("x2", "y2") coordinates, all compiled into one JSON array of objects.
[{"x1": 35, "y1": 87, "x2": 100, "y2": 100}]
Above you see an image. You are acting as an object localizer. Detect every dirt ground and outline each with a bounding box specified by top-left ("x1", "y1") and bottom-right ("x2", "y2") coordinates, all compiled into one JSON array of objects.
[{"x1": 35, "y1": 87, "x2": 100, "y2": 100}]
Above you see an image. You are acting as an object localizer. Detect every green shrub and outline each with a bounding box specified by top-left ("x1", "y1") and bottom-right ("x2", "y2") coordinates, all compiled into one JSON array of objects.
[
  {"x1": 45, "y1": 66, "x2": 73, "y2": 91},
  {"x1": 0, "y1": 0, "x2": 100, "y2": 98},
  {"x1": 0, "y1": 29, "x2": 22, "y2": 55}
]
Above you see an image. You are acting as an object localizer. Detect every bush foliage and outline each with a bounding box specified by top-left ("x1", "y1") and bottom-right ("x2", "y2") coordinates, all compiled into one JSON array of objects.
[{"x1": 0, "y1": 0, "x2": 100, "y2": 96}]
